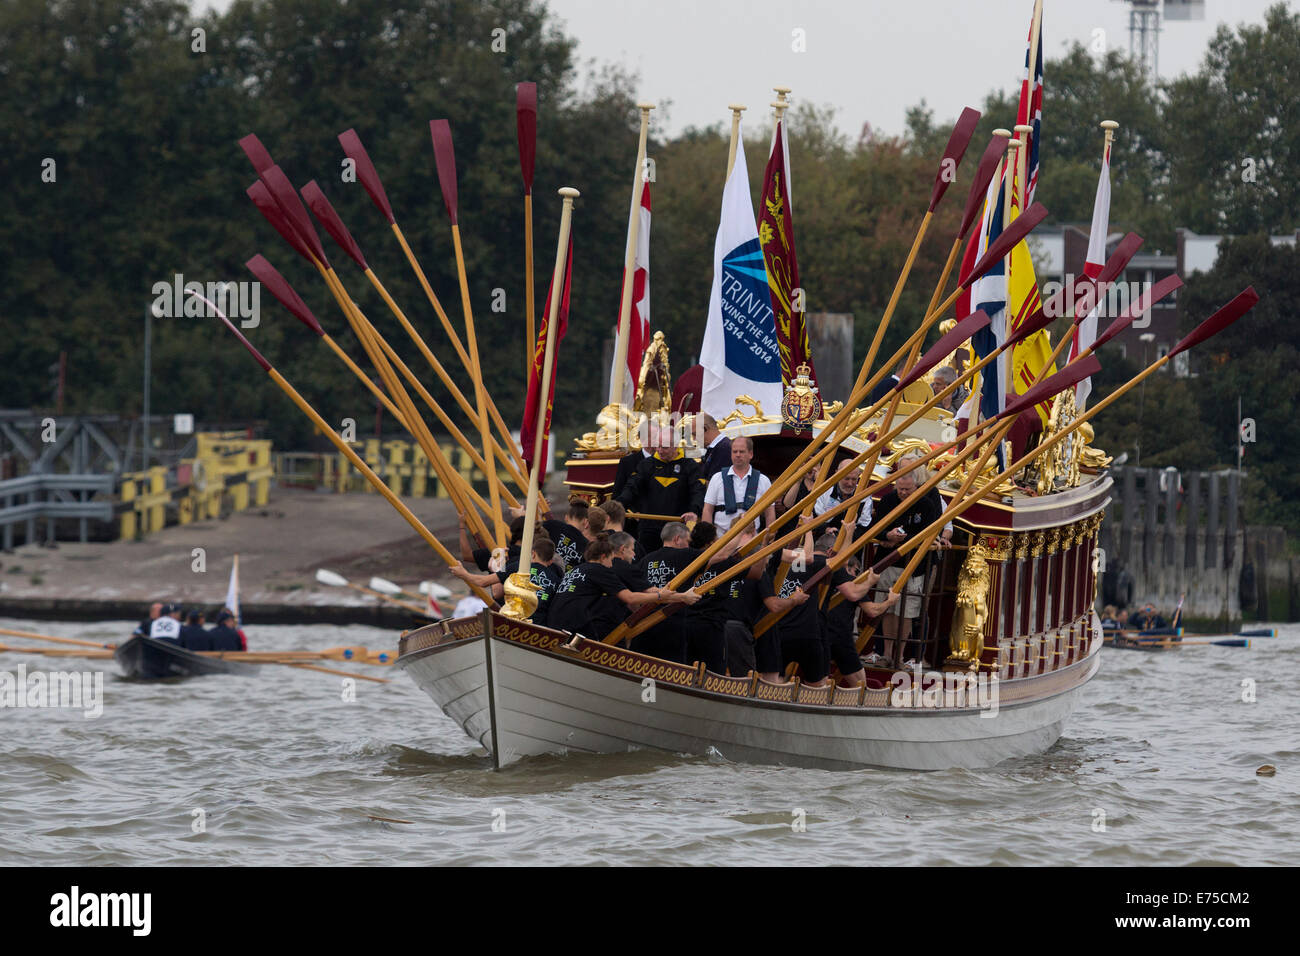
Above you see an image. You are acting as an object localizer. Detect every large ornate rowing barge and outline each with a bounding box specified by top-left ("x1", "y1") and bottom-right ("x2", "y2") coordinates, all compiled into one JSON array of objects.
[{"x1": 398, "y1": 431, "x2": 1112, "y2": 770}]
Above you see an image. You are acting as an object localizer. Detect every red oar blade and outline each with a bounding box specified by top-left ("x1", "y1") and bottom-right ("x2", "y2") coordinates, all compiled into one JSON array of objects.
[
  {"x1": 248, "y1": 181, "x2": 315, "y2": 264},
  {"x1": 928, "y1": 107, "x2": 980, "y2": 213},
  {"x1": 239, "y1": 134, "x2": 275, "y2": 174},
  {"x1": 338, "y1": 128, "x2": 396, "y2": 225},
  {"x1": 1003, "y1": 355, "x2": 1101, "y2": 419},
  {"x1": 261, "y1": 165, "x2": 330, "y2": 268},
  {"x1": 1168, "y1": 287, "x2": 1259, "y2": 357},
  {"x1": 898, "y1": 310, "x2": 990, "y2": 389},
  {"x1": 1005, "y1": 297, "x2": 1057, "y2": 348},
  {"x1": 246, "y1": 255, "x2": 324, "y2": 336},
  {"x1": 429, "y1": 119, "x2": 459, "y2": 226},
  {"x1": 1093, "y1": 274, "x2": 1184, "y2": 350},
  {"x1": 517, "y1": 82, "x2": 537, "y2": 193},
  {"x1": 301, "y1": 180, "x2": 369, "y2": 271},
  {"x1": 964, "y1": 202, "x2": 1048, "y2": 287},
  {"x1": 958, "y1": 136, "x2": 1006, "y2": 239},
  {"x1": 1096, "y1": 233, "x2": 1144, "y2": 286},
  {"x1": 1018, "y1": 273, "x2": 1091, "y2": 336}
]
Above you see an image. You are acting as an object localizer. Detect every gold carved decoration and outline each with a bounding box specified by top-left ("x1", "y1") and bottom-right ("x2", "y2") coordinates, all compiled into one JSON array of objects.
[
  {"x1": 716, "y1": 395, "x2": 770, "y2": 429},
  {"x1": 499, "y1": 571, "x2": 540, "y2": 621},
  {"x1": 575, "y1": 403, "x2": 645, "y2": 452},
  {"x1": 1046, "y1": 527, "x2": 1061, "y2": 555},
  {"x1": 879, "y1": 438, "x2": 934, "y2": 467},
  {"x1": 1029, "y1": 529, "x2": 1046, "y2": 558},
  {"x1": 1014, "y1": 533, "x2": 1030, "y2": 560},
  {"x1": 945, "y1": 546, "x2": 992, "y2": 668},
  {"x1": 976, "y1": 534, "x2": 1011, "y2": 562},
  {"x1": 634, "y1": 331, "x2": 672, "y2": 415},
  {"x1": 1077, "y1": 421, "x2": 1112, "y2": 470},
  {"x1": 1035, "y1": 389, "x2": 1086, "y2": 494}
]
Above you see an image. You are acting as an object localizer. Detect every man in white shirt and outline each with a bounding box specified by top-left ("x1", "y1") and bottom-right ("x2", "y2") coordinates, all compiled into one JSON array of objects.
[
  {"x1": 701, "y1": 436, "x2": 776, "y2": 533},
  {"x1": 149, "y1": 603, "x2": 183, "y2": 643}
]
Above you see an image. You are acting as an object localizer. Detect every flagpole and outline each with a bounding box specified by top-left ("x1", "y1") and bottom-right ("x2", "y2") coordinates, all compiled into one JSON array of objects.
[
  {"x1": 517, "y1": 83, "x2": 538, "y2": 384},
  {"x1": 725, "y1": 104, "x2": 747, "y2": 179},
  {"x1": 1059, "y1": 120, "x2": 1121, "y2": 374},
  {"x1": 508, "y1": 187, "x2": 580, "y2": 621},
  {"x1": 1021, "y1": 0, "x2": 1044, "y2": 201},
  {"x1": 609, "y1": 102, "x2": 655, "y2": 409},
  {"x1": 1014, "y1": 123, "x2": 1033, "y2": 209}
]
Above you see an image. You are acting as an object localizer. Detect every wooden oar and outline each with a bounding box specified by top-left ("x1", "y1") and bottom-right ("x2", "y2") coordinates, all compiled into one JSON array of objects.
[
  {"x1": 336, "y1": 128, "x2": 532, "y2": 483},
  {"x1": 0, "y1": 643, "x2": 114, "y2": 659},
  {"x1": 207, "y1": 300, "x2": 499, "y2": 609},
  {"x1": 850, "y1": 288, "x2": 1262, "y2": 639},
  {"x1": 297, "y1": 183, "x2": 531, "y2": 501},
  {"x1": 626, "y1": 511, "x2": 688, "y2": 523},
  {"x1": 251, "y1": 167, "x2": 498, "y2": 543},
  {"x1": 285, "y1": 662, "x2": 389, "y2": 682},
  {"x1": 0, "y1": 627, "x2": 115, "y2": 650},
  {"x1": 246, "y1": 175, "x2": 495, "y2": 544},
  {"x1": 430, "y1": 119, "x2": 507, "y2": 550},
  {"x1": 315, "y1": 568, "x2": 430, "y2": 616},
  {"x1": 248, "y1": 250, "x2": 524, "y2": 506}
]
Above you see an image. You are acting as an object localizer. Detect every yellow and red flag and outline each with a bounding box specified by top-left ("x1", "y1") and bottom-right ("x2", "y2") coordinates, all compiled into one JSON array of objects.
[
  {"x1": 521, "y1": 235, "x2": 572, "y2": 483},
  {"x1": 1006, "y1": 184, "x2": 1056, "y2": 424}
]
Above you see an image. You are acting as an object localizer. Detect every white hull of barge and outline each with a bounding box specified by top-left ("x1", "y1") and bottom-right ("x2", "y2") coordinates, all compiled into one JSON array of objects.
[{"x1": 397, "y1": 613, "x2": 1103, "y2": 771}]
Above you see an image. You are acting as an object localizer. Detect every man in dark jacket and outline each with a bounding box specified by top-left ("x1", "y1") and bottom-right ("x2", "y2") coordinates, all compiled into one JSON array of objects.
[
  {"x1": 697, "y1": 413, "x2": 731, "y2": 482},
  {"x1": 619, "y1": 440, "x2": 705, "y2": 555},
  {"x1": 207, "y1": 609, "x2": 244, "y2": 651},
  {"x1": 180, "y1": 610, "x2": 212, "y2": 651}
]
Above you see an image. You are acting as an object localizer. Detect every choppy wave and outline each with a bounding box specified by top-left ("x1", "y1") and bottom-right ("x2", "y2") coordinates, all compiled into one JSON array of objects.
[{"x1": 2, "y1": 618, "x2": 1297, "y2": 865}]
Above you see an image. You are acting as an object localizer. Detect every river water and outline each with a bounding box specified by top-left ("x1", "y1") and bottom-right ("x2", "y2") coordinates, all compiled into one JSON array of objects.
[{"x1": 2, "y1": 617, "x2": 1296, "y2": 866}]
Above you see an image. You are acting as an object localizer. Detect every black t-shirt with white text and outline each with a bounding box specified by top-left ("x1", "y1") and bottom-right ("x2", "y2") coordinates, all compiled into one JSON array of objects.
[
  {"x1": 548, "y1": 561, "x2": 628, "y2": 639},
  {"x1": 543, "y1": 519, "x2": 588, "y2": 571}
]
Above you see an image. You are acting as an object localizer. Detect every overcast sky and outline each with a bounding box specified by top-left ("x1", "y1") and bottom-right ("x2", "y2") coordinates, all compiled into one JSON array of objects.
[{"x1": 194, "y1": 0, "x2": 1286, "y2": 138}]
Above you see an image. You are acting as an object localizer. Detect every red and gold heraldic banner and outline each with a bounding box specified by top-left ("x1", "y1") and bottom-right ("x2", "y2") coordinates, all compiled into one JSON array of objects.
[{"x1": 758, "y1": 123, "x2": 817, "y2": 390}]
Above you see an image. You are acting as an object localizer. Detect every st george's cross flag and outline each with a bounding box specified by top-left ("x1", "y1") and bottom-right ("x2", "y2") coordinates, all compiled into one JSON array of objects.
[
  {"x1": 701, "y1": 127, "x2": 782, "y2": 419},
  {"x1": 1068, "y1": 138, "x2": 1112, "y2": 410},
  {"x1": 610, "y1": 183, "x2": 651, "y2": 408}
]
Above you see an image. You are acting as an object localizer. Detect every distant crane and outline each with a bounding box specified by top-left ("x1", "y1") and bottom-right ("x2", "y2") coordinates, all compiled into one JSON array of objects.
[{"x1": 1113, "y1": 0, "x2": 1205, "y2": 78}]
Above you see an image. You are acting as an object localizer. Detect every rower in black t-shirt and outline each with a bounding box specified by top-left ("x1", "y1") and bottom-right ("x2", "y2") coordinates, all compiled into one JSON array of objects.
[
  {"x1": 771, "y1": 549, "x2": 830, "y2": 683},
  {"x1": 451, "y1": 537, "x2": 560, "y2": 625},
  {"x1": 542, "y1": 500, "x2": 593, "y2": 571},
  {"x1": 548, "y1": 537, "x2": 698, "y2": 642},
  {"x1": 813, "y1": 536, "x2": 898, "y2": 685},
  {"x1": 633, "y1": 522, "x2": 702, "y2": 664},
  {"x1": 866, "y1": 461, "x2": 948, "y2": 664}
]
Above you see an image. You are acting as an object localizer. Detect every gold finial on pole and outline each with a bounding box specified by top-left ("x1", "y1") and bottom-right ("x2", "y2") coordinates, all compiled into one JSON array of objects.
[
  {"x1": 725, "y1": 103, "x2": 747, "y2": 178},
  {"x1": 609, "y1": 103, "x2": 655, "y2": 409}
]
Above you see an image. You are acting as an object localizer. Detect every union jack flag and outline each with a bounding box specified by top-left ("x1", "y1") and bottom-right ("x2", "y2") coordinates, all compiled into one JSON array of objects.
[{"x1": 1016, "y1": 1, "x2": 1044, "y2": 205}]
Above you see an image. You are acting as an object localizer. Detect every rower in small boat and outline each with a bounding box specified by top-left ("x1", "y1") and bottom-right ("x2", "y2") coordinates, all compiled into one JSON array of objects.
[
  {"x1": 180, "y1": 609, "x2": 213, "y2": 651},
  {"x1": 150, "y1": 603, "x2": 183, "y2": 643},
  {"x1": 207, "y1": 609, "x2": 244, "y2": 651},
  {"x1": 1131, "y1": 603, "x2": 1169, "y2": 630},
  {"x1": 132, "y1": 602, "x2": 163, "y2": 638}
]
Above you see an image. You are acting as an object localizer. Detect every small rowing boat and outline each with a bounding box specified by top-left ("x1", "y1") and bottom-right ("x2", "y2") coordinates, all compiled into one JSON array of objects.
[{"x1": 114, "y1": 635, "x2": 260, "y2": 680}]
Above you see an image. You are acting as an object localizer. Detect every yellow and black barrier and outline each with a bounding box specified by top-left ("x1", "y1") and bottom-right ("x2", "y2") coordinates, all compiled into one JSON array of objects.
[{"x1": 116, "y1": 432, "x2": 273, "y2": 539}]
